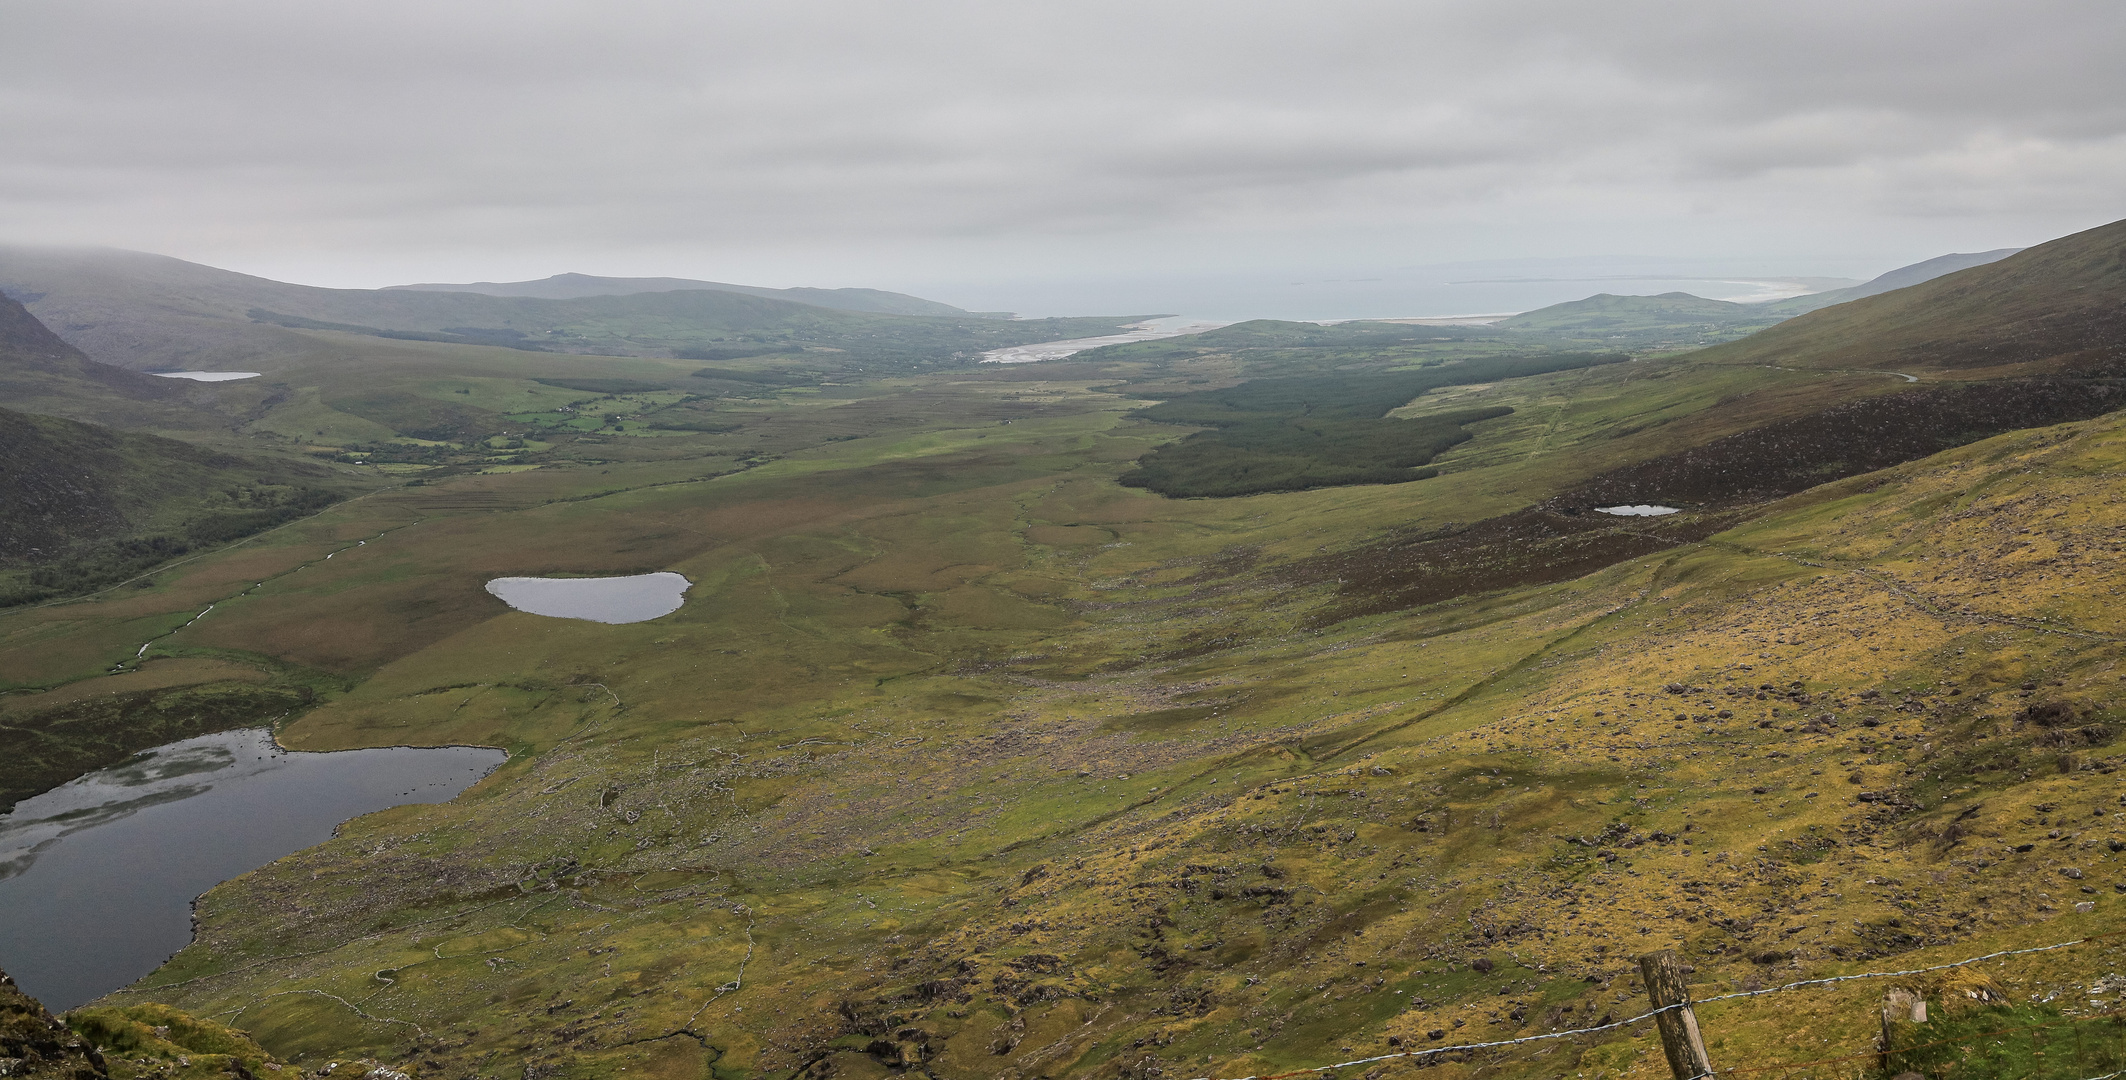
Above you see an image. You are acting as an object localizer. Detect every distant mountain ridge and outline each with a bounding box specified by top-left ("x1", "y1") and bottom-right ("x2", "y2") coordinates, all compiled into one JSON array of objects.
[
  {"x1": 1489, "y1": 247, "x2": 2028, "y2": 346},
  {"x1": 1493, "y1": 290, "x2": 1758, "y2": 334},
  {"x1": 385, "y1": 271, "x2": 999, "y2": 319},
  {"x1": 1758, "y1": 247, "x2": 2024, "y2": 315},
  {"x1": 0, "y1": 246, "x2": 1135, "y2": 373}
]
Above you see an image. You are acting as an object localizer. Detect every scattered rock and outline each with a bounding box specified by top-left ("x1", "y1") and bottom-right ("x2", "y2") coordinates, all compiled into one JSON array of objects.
[{"x1": 0, "y1": 968, "x2": 106, "y2": 1079}]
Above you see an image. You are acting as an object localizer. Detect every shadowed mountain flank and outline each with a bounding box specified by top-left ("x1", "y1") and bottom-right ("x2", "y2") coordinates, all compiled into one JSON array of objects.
[
  {"x1": 0, "y1": 298, "x2": 344, "y2": 605},
  {"x1": 0, "y1": 403, "x2": 341, "y2": 606},
  {"x1": 0, "y1": 294, "x2": 201, "y2": 429}
]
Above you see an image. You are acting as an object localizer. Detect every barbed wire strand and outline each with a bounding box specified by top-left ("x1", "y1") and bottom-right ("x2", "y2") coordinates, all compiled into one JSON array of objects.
[
  {"x1": 1179, "y1": 929, "x2": 2126, "y2": 1080},
  {"x1": 1698, "y1": 928, "x2": 2126, "y2": 1009}
]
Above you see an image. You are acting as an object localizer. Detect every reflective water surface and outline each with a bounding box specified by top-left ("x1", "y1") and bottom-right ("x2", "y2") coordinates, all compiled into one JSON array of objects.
[
  {"x1": 0, "y1": 729, "x2": 503, "y2": 1011},
  {"x1": 485, "y1": 571, "x2": 690, "y2": 623},
  {"x1": 979, "y1": 316, "x2": 1227, "y2": 364},
  {"x1": 1595, "y1": 504, "x2": 1681, "y2": 517},
  {"x1": 149, "y1": 371, "x2": 262, "y2": 382}
]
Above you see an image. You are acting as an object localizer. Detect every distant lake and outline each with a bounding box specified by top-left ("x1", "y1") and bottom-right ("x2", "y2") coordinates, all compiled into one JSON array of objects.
[
  {"x1": 0, "y1": 729, "x2": 503, "y2": 1011},
  {"x1": 1596, "y1": 505, "x2": 1681, "y2": 517},
  {"x1": 150, "y1": 371, "x2": 261, "y2": 382},
  {"x1": 486, "y1": 572, "x2": 690, "y2": 623}
]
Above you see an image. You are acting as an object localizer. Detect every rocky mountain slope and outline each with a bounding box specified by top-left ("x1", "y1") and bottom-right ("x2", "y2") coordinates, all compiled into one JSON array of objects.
[
  {"x1": 0, "y1": 969, "x2": 105, "y2": 1079},
  {"x1": 2, "y1": 966, "x2": 290, "y2": 1080}
]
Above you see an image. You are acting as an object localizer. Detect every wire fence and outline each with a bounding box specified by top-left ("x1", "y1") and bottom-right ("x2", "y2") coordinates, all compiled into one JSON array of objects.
[{"x1": 1180, "y1": 930, "x2": 2126, "y2": 1080}]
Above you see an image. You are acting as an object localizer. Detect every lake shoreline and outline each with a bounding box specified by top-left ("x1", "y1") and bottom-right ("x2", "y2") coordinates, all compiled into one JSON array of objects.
[{"x1": 0, "y1": 728, "x2": 505, "y2": 1010}]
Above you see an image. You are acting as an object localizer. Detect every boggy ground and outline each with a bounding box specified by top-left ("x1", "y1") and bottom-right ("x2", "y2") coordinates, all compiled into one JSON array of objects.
[{"x1": 3, "y1": 336, "x2": 2124, "y2": 1080}]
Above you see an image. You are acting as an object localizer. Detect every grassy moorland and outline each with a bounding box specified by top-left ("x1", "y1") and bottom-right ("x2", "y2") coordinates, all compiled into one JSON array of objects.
[{"x1": 0, "y1": 221, "x2": 2124, "y2": 1080}]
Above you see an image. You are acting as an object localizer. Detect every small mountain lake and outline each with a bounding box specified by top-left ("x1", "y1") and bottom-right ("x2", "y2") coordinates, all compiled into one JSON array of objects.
[
  {"x1": 486, "y1": 572, "x2": 690, "y2": 623},
  {"x1": 0, "y1": 729, "x2": 503, "y2": 1011},
  {"x1": 1595, "y1": 504, "x2": 1681, "y2": 517},
  {"x1": 149, "y1": 371, "x2": 262, "y2": 382}
]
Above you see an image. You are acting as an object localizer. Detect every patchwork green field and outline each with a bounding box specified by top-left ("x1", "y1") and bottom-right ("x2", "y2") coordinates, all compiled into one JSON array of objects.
[{"x1": 4, "y1": 223, "x2": 2126, "y2": 1080}]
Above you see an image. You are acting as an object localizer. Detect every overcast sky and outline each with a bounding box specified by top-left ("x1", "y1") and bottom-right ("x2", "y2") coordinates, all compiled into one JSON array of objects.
[{"x1": 4, "y1": 0, "x2": 2123, "y2": 316}]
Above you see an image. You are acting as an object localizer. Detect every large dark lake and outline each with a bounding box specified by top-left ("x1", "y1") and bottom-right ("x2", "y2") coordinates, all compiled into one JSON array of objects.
[{"x1": 0, "y1": 729, "x2": 503, "y2": 1011}]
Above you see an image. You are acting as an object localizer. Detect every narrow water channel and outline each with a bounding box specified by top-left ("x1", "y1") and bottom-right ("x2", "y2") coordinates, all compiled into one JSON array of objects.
[{"x1": 0, "y1": 729, "x2": 503, "y2": 1011}]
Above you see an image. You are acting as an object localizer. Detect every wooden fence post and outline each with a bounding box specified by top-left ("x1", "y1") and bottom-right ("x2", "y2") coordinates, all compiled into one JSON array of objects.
[
  {"x1": 1878, "y1": 987, "x2": 1927, "y2": 1073},
  {"x1": 1639, "y1": 950, "x2": 1715, "y2": 1080}
]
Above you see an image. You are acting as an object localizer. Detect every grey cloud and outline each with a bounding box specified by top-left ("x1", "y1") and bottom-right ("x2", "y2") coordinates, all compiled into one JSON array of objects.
[{"x1": 1, "y1": 0, "x2": 2120, "y2": 306}]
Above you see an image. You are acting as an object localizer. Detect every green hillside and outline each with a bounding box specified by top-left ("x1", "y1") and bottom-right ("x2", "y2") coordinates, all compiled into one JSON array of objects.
[
  {"x1": 1697, "y1": 217, "x2": 2126, "y2": 375},
  {"x1": 1490, "y1": 291, "x2": 1781, "y2": 347},
  {"x1": 0, "y1": 404, "x2": 344, "y2": 607},
  {"x1": 1474, "y1": 250, "x2": 2026, "y2": 350},
  {"x1": 1757, "y1": 247, "x2": 2022, "y2": 316},
  {"x1": 0, "y1": 296, "x2": 354, "y2": 606}
]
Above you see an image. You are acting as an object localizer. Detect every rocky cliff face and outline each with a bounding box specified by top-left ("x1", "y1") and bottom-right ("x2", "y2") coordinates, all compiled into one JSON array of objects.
[{"x1": 0, "y1": 969, "x2": 107, "y2": 1079}]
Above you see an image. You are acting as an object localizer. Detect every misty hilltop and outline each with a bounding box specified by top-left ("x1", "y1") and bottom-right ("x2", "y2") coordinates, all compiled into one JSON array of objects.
[
  {"x1": 384, "y1": 271, "x2": 998, "y2": 318},
  {"x1": 0, "y1": 246, "x2": 1140, "y2": 373}
]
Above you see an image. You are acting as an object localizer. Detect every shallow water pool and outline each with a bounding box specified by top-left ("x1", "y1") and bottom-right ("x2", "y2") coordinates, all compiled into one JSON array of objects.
[{"x1": 485, "y1": 571, "x2": 690, "y2": 623}]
